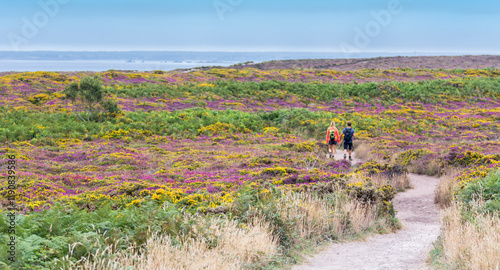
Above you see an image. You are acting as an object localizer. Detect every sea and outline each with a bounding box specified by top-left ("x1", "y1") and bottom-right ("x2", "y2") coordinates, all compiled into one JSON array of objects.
[
  {"x1": 0, "y1": 60, "x2": 237, "y2": 72},
  {"x1": 0, "y1": 51, "x2": 470, "y2": 72}
]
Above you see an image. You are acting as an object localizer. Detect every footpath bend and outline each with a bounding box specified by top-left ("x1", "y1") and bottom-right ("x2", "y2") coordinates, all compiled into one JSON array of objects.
[{"x1": 294, "y1": 151, "x2": 440, "y2": 270}]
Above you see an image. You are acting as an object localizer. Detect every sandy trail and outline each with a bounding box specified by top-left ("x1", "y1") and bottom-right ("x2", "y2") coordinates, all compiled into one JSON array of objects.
[
  {"x1": 294, "y1": 151, "x2": 440, "y2": 270},
  {"x1": 325, "y1": 146, "x2": 362, "y2": 165}
]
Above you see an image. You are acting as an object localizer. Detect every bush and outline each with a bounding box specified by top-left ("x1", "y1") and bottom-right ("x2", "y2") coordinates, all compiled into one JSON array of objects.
[
  {"x1": 458, "y1": 170, "x2": 500, "y2": 213},
  {"x1": 63, "y1": 76, "x2": 121, "y2": 121}
]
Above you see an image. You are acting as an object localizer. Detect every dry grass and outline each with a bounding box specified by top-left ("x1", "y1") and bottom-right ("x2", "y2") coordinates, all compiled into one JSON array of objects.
[
  {"x1": 276, "y1": 191, "x2": 378, "y2": 243},
  {"x1": 408, "y1": 159, "x2": 441, "y2": 176},
  {"x1": 70, "y1": 217, "x2": 277, "y2": 270},
  {"x1": 434, "y1": 168, "x2": 462, "y2": 208},
  {"x1": 66, "y1": 192, "x2": 385, "y2": 270},
  {"x1": 440, "y1": 203, "x2": 500, "y2": 270},
  {"x1": 61, "y1": 176, "x2": 392, "y2": 270},
  {"x1": 349, "y1": 170, "x2": 411, "y2": 191},
  {"x1": 345, "y1": 200, "x2": 378, "y2": 234},
  {"x1": 353, "y1": 141, "x2": 373, "y2": 161},
  {"x1": 371, "y1": 173, "x2": 412, "y2": 191}
]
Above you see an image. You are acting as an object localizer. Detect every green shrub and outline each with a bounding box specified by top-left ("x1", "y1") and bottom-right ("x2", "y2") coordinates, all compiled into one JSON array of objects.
[
  {"x1": 104, "y1": 77, "x2": 500, "y2": 104},
  {"x1": 458, "y1": 170, "x2": 500, "y2": 213},
  {"x1": 63, "y1": 76, "x2": 121, "y2": 121}
]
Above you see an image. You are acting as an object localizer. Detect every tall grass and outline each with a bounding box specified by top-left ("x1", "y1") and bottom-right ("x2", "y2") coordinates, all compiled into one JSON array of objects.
[
  {"x1": 407, "y1": 159, "x2": 441, "y2": 176},
  {"x1": 276, "y1": 191, "x2": 377, "y2": 243},
  {"x1": 67, "y1": 216, "x2": 277, "y2": 270},
  {"x1": 371, "y1": 173, "x2": 411, "y2": 191},
  {"x1": 434, "y1": 168, "x2": 461, "y2": 208},
  {"x1": 352, "y1": 141, "x2": 373, "y2": 161},
  {"x1": 440, "y1": 202, "x2": 500, "y2": 270},
  {"x1": 433, "y1": 170, "x2": 500, "y2": 269},
  {"x1": 64, "y1": 190, "x2": 392, "y2": 270}
]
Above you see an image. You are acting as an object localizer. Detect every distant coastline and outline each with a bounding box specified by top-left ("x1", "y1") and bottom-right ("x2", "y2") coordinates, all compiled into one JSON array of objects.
[
  {"x1": 0, "y1": 52, "x2": 497, "y2": 72},
  {"x1": 0, "y1": 51, "x2": 477, "y2": 61},
  {"x1": 0, "y1": 59, "x2": 237, "y2": 72}
]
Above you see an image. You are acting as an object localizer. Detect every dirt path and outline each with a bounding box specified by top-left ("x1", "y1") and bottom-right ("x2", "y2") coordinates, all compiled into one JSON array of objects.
[
  {"x1": 325, "y1": 147, "x2": 362, "y2": 165},
  {"x1": 294, "y1": 156, "x2": 441, "y2": 270}
]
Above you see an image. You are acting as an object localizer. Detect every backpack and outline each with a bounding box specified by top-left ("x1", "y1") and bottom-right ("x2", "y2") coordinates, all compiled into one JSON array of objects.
[
  {"x1": 329, "y1": 129, "x2": 336, "y2": 141},
  {"x1": 344, "y1": 128, "x2": 353, "y2": 142}
]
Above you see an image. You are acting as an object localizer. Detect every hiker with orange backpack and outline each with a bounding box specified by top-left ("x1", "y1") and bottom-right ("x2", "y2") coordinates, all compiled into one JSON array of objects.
[
  {"x1": 325, "y1": 122, "x2": 340, "y2": 159},
  {"x1": 340, "y1": 122, "x2": 355, "y2": 161}
]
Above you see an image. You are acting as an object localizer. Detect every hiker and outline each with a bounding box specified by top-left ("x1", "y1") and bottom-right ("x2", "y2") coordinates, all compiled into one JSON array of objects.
[
  {"x1": 340, "y1": 122, "x2": 355, "y2": 161},
  {"x1": 325, "y1": 122, "x2": 340, "y2": 159}
]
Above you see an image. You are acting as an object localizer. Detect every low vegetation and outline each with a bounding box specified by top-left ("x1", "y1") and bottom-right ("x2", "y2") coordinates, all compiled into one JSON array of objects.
[{"x1": 0, "y1": 66, "x2": 498, "y2": 269}]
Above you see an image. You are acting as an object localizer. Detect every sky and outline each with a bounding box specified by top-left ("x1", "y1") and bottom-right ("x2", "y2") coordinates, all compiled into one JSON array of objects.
[{"x1": 0, "y1": 0, "x2": 499, "y2": 53}]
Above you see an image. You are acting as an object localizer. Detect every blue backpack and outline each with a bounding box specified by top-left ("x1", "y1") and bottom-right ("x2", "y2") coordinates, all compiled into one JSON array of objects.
[{"x1": 343, "y1": 128, "x2": 353, "y2": 143}]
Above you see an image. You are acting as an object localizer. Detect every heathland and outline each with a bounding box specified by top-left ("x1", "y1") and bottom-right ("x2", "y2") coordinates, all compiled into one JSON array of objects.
[{"x1": 0, "y1": 55, "x2": 499, "y2": 269}]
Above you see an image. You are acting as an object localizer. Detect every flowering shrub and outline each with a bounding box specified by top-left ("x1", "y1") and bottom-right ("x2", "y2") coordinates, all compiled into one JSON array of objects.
[
  {"x1": 355, "y1": 161, "x2": 407, "y2": 178},
  {"x1": 261, "y1": 167, "x2": 298, "y2": 176},
  {"x1": 0, "y1": 66, "x2": 498, "y2": 269},
  {"x1": 346, "y1": 182, "x2": 396, "y2": 204},
  {"x1": 198, "y1": 122, "x2": 239, "y2": 135},
  {"x1": 446, "y1": 149, "x2": 500, "y2": 167},
  {"x1": 395, "y1": 149, "x2": 434, "y2": 166}
]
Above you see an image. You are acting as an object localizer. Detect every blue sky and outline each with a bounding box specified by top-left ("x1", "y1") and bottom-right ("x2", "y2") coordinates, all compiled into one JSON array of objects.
[{"x1": 0, "y1": 0, "x2": 499, "y2": 53}]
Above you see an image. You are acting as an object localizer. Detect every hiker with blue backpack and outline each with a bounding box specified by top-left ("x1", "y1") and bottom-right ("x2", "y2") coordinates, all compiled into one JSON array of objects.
[
  {"x1": 340, "y1": 122, "x2": 355, "y2": 161},
  {"x1": 326, "y1": 122, "x2": 340, "y2": 159}
]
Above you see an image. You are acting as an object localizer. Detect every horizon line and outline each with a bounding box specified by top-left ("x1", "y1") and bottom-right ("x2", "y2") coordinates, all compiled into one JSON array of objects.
[{"x1": 0, "y1": 50, "x2": 498, "y2": 55}]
